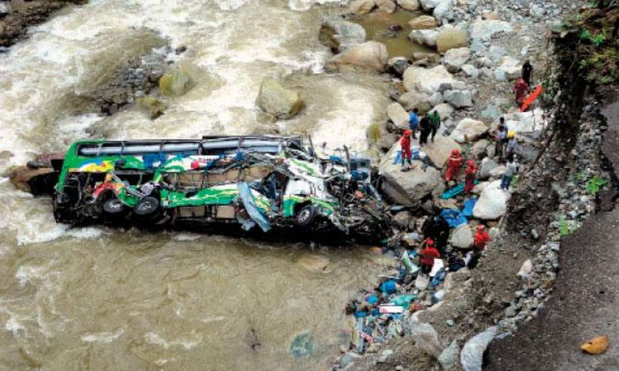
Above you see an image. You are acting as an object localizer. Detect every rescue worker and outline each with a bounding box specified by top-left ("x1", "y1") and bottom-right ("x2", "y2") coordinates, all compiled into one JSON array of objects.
[
  {"x1": 514, "y1": 78, "x2": 529, "y2": 106},
  {"x1": 400, "y1": 130, "x2": 413, "y2": 170},
  {"x1": 474, "y1": 224, "x2": 491, "y2": 251},
  {"x1": 409, "y1": 108, "x2": 419, "y2": 139},
  {"x1": 501, "y1": 155, "x2": 520, "y2": 190},
  {"x1": 427, "y1": 110, "x2": 441, "y2": 142},
  {"x1": 445, "y1": 149, "x2": 463, "y2": 182},
  {"x1": 522, "y1": 60, "x2": 533, "y2": 86},
  {"x1": 419, "y1": 116, "x2": 432, "y2": 147},
  {"x1": 494, "y1": 117, "x2": 508, "y2": 160},
  {"x1": 464, "y1": 160, "x2": 477, "y2": 194},
  {"x1": 506, "y1": 131, "x2": 518, "y2": 158},
  {"x1": 420, "y1": 238, "x2": 441, "y2": 274}
]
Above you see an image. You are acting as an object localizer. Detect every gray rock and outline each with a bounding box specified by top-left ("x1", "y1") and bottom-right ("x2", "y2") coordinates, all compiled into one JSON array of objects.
[
  {"x1": 322, "y1": 17, "x2": 367, "y2": 53},
  {"x1": 377, "y1": 0, "x2": 397, "y2": 13},
  {"x1": 473, "y1": 180, "x2": 511, "y2": 220},
  {"x1": 472, "y1": 139, "x2": 489, "y2": 159},
  {"x1": 494, "y1": 56, "x2": 521, "y2": 81},
  {"x1": 450, "y1": 118, "x2": 487, "y2": 143},
  {"x1": 399, "y1": 90, "x2": 433, "y2": 113},
  {"x1": 409, "y1": 29, "x2": 439, "y2": 47},
  {"x1": 469, "y1": 20, "x2": 514, "y2": 42},
  {"x1": 422, "y1": 136, "x2": 461, "y2": 167},
  {"x1": 443, "y1": 47, "x2": 471, "y2": 72},
  {"x1": 432, "y1": 103, "x2": 455, "y2": 120},
  {"x1": 387, "y1": 102, "x2": 410, "y2": 129},
  {"x1": 349, "y1": 0, "x2": 376, "y2": 14},
  {"x1": 444, "y1": 90, "x2": 473, "y2": 108},
  {"x1": 487, "y1": 45, "x2": 507, "y2": 62},
  {"x1": 409, "y1": 15, "x2": 438, "y2": 30},
  {"x1": 479, "y1": 157, "x2": 499, "y2": 179},
  {"x1": 388, "y1": 57, "x2": 410, "y2": 77},
  {"x1": 439, "y1": 340, "x2": 460, "y2": 371},
  {"x1": 430, "y1": 92, "x2": 444, "y2": 106},
  {"x1": 397, "y1": 0, "x2": 420, "y2": 11},
  {"x1": 460, "y1": 326, "x2": 497, "y2": 371},
  {"x1": 415, "y1": 273, "x2": 430, "y2": 290},
  {"x1": 450, "y1": 224, "x2": 474, "y2": 248},
  {"x1": 436, "y1": 27, "x2": 468, "y2": 53},
  {"x1": 327, "y1": 41, "x2": 389, "y2": 72},
  {"x1": 403, "y1": 65, "x2": 455, "y2": 95},
  {"x1": 256, "y1": 78, "x2": 305, "y2": 119},
  {"x1": 394, "y1": 211, "x2": 414, "y2": 228},
  {"x1": 481, "y1": 105, "x2": 501, "y2": 120},
  {"x1": 410, "y1": 320, "x2": 443, "y2": 358},
  {"x1": 419, "y1": 0, "x2": 443, "y2": 11},
  {"x1": 461, "y1": 64, "x2": 479, "y2": 78},
  {"x1": 433, "y1": 0, "x2": 454, "y2": 23}
]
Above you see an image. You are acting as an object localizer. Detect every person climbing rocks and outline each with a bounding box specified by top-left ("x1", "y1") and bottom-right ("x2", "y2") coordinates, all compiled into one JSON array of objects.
[
  {"x1": 506, "y1": 131, "x2": 519, "y2": 159},
  {"x1": 501, "y1": 155, "x2": 520, "y2": 190},
  {"x1": 474, "y1": 224, "x2": 491, "y2": 251},
  {"x1": 419, "y1": 116, "x2": 432, "y2": 147},
  {"x1": 422, "y1": 213, "x2": 450, "y2": 253},
  {"x1": 427, "y1": 110, "x2": 441, "y2": 142},
  {"x1": 494, "y1": 117, "x2": 508, "y2": 160},
  {"x1": 514, "y1": 78, "x2": 529, "y2": 106},
  {"x1": 420, "y1": 238, "x2": 441, "y2": 274},
  {"x1": 445, "y1": 149, "x2": 463, "y2": 182},
  {"x1": 464, "y1": 160, "x2": 477, "y2": 194},
  {"x1": 400, "y1": 130, "x2": 412, "y2": 171},
  {"x1": 522, "y1": 60, "x2": 533, "y2": 86},
  {"x1": 409, "y1": 108, "x2": 419, "y2": 139}
]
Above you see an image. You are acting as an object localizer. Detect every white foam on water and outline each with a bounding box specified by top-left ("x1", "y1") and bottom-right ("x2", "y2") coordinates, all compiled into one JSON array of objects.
[
  {"x1": 81, "y1": 327, "x2": 125, "y2": 343},
  {"x1": 145, "y1": 331, "x2": 202, "y2": 350},
  {"x1": 200, "y1": 315, "x2": 226, "y2": 324},
  {"x1": 173, "y1": 233, "x2": 203, "y2": 242}
]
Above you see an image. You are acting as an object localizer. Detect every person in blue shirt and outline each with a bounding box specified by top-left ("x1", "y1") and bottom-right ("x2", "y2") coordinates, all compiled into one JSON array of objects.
[{"x1": 408, "y1": 108, "x2": 419, "y2": 139}]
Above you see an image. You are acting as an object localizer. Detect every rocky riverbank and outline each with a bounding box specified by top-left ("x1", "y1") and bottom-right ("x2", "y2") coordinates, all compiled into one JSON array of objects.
[{"x1": 0, "y1": 0, "x2": 87, "y2": 50}]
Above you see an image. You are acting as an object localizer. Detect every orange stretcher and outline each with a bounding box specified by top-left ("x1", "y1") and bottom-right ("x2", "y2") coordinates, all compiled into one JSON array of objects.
[{"x1": 521, "y1": 85, "x2": 543, "y2": 112}]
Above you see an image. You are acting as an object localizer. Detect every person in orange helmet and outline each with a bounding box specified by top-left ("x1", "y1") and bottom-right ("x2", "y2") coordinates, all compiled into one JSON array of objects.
[
  {"x1": 474, "y1": 224, "x2": 491, "y2": 251},
  {"x1": 400, "y1": 130, "x2": 412, "y2": 170},
  {"x1": 464, "y1": 160, "x2": 477, "y2": 194},
  {"x1": 445, "y1": 149, "x2": 463, "y2": 182}
]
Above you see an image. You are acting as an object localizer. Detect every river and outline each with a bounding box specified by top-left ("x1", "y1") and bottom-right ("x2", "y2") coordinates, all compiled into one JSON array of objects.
[{"x1": 0, "y1": 0, "x2": 403, "y2": 370}]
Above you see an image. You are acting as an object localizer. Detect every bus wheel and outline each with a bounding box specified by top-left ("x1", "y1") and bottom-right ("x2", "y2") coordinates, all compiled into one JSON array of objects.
[
  {"x1": 103, "y1": 199, "x2": 126, "y2": 214},
  {"x1": 134, "y1": 197, "x2": 160, "y2": 216},
  {"x1": 295, "y1": 205, "x2": 317, "y2": 227}
]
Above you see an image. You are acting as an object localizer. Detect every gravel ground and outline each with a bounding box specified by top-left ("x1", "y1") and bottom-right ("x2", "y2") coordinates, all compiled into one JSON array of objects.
[{"x1": 486, "y1": 97, "x2": 619, "y2": 371}]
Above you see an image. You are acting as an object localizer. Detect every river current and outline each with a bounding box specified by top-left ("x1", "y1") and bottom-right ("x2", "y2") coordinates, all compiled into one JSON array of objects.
[{"x1": 0, "y1": 0, "x2": 400, "y2": 370}]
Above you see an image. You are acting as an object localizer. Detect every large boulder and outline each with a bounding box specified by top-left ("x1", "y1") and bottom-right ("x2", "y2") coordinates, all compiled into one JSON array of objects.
[
  {"x1": 399, "y1": 90, "x2": 432, "y2": 113},
  {"x1": 436, "y1": 28, "x2": 467, "y2": 53},
  {"x1": 422, "y1": 136, "x2": 461, "y2": 168},
  {"x1": 256, "y1": 78, "x2": 305, "y2": 119},
  {"x1": 469, "y1": 20, "x2": 513, "y2": 42},
  {"x1": 443, "y1": 47, "x2": 471, "y2": 72},
  {"x1": 410, "y1": 320, "x2": 444, "y2": 358},
  {"x1": 450, "y1": 223, "x2": 474, "y2": 248},
  {"x1": 349, "y1": 0, "x2": 376, "y2": 14},
  {"x1": 473, "y1": 181, "x2": 510, "y2": 220},
  {"x1": 479, "y1": 157, "x2": 499, "y2": 179},
  {"x1": 397, "y1": 0, "x2": 420, "y2": 11},
  {"x1": 10, "y1": 166, "x2": 55, "y2": 193},
  {"x1": 471, "y1": 139, "x2": 490, "y2": 159},
  {"x1": 494, "y1": 56, "x2": 521, "y2": 81},
  {"x1": 368, "y1": 121, "x2": 398, "y2": 151},
  {"x1": 444, "y1": 90, "x2": 473, "y2": 108},
  {"x1": 403, "y1": 65, "x2": 455, "y2": 95},
  {"x1": 159, "y1": 64, "x2": 195, "y2": 97},
  {"x1": 408, "y1": 29, "x2": 439, "y2": 48},
  {"x1": 409, "y1": 15, "x2": 438, "y2": 30},
  {"x1": 433, "y1": 0, "x2": 454, "y2": 23},
  {"x1": 387, "y1": 102, "x2": 410, "y2": 129},
  {"x1": 419, "y1": 0, "x2": 443, "y2": 11},
  {"x1": 431, "y1": 103, "x2": 455, "y2": 120},
  {"x1": 461, "y1": 327, "x2": 497, "y2": 371},
  {"x1": 377, "y1": 0, "x2": 397, "y2": 12},
  {"x1": 380, "y1": 143, "x2": 443, "y2": 207},
  {"x1": 327, "y1": 41, "x2": 389, "y2": 72},
  {"x1": 439, "y1": 340, "x2": 460, "y2": 371},
  {"x1": 449, "y1": 118, "x2": 487, "y2": 143},
  {"x1": 504, "y1": 108, "x2": 547, "y2": 133},
  {"x1": 321, "y1": 17, "x2": 367, "y2": 53}
]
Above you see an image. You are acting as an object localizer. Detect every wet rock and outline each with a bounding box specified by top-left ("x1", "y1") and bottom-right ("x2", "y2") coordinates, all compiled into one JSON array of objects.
[
  {"x1": 159, "y1": 63, "x2": 195, "y2": 97},
  {"x1": 436, "y1": 27, "x2": 467, "y2": 53},
  {"x1": 387, "y1": 102, "x2": 410, "y2": 129},
  {"x1": 327, "y1": 41, "x2": 389, "y2": 72},
  {"x1": 494, "y1": 56, "x2": 521, "y2": 81},
  {"x1": 460, "y1": 326, "x2": 497, "y2": 371},
  {"x1": 449, "y1": 118, "x2": 487, "y2": 143},
  {"x1": 137, "y1": 96, "x2": 167, "y2": 119},
  {"x1": 403, "y1": 65, "x2": 455, "y2": 95},
  {"x1": 443, "y1": 47, "x2": 471, "y2": 73},
  {"x1": 422, "y1": 136, "x2": 461, "y2": 168},
  {"x1": 368, "y1": 121, "x2": 399, "y2": 151},
  {"x1": 450, "y1": 224, "x2": 473, "y2": 248},
  {"x1": 412, "y1": 52, "x2": 441, "y2": 64},
  {"x1": 256, "y1": 78, "x2": 305, "y2": 120},
  {"x1": 379, "y1": 143, "x2": 443, "y2": 207},
  {"x1": 349, "y1": 0, "x2": 376, "y2": 14},
  {"x1": 397, "y1": 0, "x2": 420, "y2": 11},
  {"x1": 321, "y1": 16, "x2": 367, "y2": 53},
  {"x1": 410, "y1": 319, "x2": 443, "y2": 357},
  {"x1": 439, "y1": 340, "x2": 460, "y2": 371},
  {"x1": 388, "y1": 57, "x2": 410, "y2": 77},
  {"x1": 409, "y1": 15, "x2": 438, "y2": 30},
  {"x1": 408, "y1": 29, "x2": 438, "y2": 48},
  {"x1": 399, "y1": 90, "x2": 432, "y2": 113},
  {"x1": 9, "y1": 166, "x2": 55, "y2": 193},
  {"x1": 469, "y1": 20, "x2": 513, "y2": 42},
  {"x1": 289, "y1": 331, "x2": 317, "y2": 358},
  {"x1": 444, "y1": 90, "x2": 473, "y2": 108},
  {"x1": 377, "y1": 0, "x2": 397, "y2": 13},
  {"x1": 473, "y1": 180, "x2": 510, "y2": 220}
]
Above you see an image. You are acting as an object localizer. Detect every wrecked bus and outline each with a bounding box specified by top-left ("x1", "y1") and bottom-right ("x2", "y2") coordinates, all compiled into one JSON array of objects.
[{"x1": 52, "y1": 136, "x2": 391, "y2": 237}]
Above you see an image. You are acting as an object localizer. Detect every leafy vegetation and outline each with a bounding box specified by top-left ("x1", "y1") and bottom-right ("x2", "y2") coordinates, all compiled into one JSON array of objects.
[{"x1": 586, "y1": 175, "x2": 607, "y2": 194}]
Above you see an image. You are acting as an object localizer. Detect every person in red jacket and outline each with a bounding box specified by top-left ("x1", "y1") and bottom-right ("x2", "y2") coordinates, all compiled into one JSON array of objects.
[
  {"x1": 420, "y1": 238, "x2": 441, "y2": 274},
  {"x1": 401, "y1": 130, "x2": 412, "y2": 171},
  {"x1": 514, "y1": 78, "x2": 529, "y2": 106},
  {"x1": 445, "y1": 149, "x2": 463, "y2": 182},
  {"x1": 464, "y1": 160, "x2": 477, "y2": 194},
  {"x1": 474, "y1": 225, "x2": 491, "y2": 251}
]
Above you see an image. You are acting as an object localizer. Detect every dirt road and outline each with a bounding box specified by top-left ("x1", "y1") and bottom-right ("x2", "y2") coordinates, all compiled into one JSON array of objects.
[{"x1": 486, "y1": 99, "x2": 619, "y2": 371}]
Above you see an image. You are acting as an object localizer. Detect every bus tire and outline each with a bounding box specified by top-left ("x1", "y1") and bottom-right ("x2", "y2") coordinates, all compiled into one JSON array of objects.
[
  {"x1": 295, "y1": 205, "x2": 317, "y2": 227},
  {"x1": 134, "y1": 197, "x2": 160, "y2": 216},
  {"x1": 103, "y1": 198, "x2": 126, "y2": 214}
]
